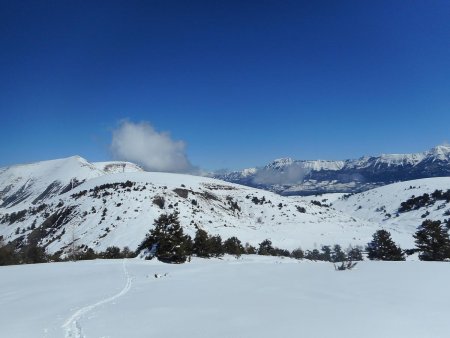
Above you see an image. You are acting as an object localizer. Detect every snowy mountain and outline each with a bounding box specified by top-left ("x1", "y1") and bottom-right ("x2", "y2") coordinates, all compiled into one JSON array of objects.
[
  {"x1": 0, "y1": 156, "x2": 143, "y2": 210},
  {"x1": 215, "y1": 145, "x2": 450, "y2": 195},
  {"x1": 1, "y1": 155, "x2": 449, "y2": 256},
  {"x1": 0, "y1": 156, "x2": 376, "y2": 254}
]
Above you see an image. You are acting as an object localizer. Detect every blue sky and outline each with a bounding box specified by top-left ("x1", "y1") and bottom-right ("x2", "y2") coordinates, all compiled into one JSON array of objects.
[{"x1": 1, "y1": 0, "x2": 449, "y2": 170}]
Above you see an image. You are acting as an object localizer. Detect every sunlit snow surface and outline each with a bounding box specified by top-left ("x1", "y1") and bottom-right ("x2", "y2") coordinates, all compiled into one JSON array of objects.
[
  {"x1": 2, "y1": 156, "x2": 450, "y2": 254},
  {"x1": 1, "y1": 257, "x2": 449, "y2": 338}
]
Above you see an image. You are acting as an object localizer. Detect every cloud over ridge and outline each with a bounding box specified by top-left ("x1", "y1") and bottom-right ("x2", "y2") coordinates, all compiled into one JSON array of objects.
[
  {"x1": 252, "y1": 164, "x2": 310, "y2": 185},
  {"x1": 110, "y1": 121, "x2": 194, "y2": 173}
]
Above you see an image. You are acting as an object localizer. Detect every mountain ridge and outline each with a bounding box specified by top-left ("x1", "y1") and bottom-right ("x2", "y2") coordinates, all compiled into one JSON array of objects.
[
  {"x1": 214, "y1": 145, "x2": 450, "y2": 195},
  {"x1": 0, "y1": 156, "x2": 143, "y2": 210},
  {"x1": 1, "y1": 155, "x2": 449, "y2": 256}
]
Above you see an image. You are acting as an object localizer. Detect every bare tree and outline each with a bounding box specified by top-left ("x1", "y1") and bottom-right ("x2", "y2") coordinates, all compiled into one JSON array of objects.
[{"x1": 68, "y1": 223, "x2": 80, "y2": 261}]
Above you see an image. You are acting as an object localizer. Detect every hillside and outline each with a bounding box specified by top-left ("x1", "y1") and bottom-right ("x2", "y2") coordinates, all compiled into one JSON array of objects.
[
  {"x1": 1, "y1": 156, "x2": 450, "y2": 256},
  {"x1": 0, "y1": 163, "x2": 376, "y2": 254},
  {"x1": 330, "y1": 177, "x2": 450, "y2": 247}
]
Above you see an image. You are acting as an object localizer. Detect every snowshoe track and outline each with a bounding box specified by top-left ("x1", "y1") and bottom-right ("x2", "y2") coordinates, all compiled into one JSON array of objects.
[{"x1": 62, "y1": 260, "x2": 132, "y2": 338}]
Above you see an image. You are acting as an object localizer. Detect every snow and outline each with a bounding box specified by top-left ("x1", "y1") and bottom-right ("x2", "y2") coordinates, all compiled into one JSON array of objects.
[
  {"x1": 300, "y1": 159, "x2": 345, "y2": 171},
  {"x1": 0, "y1": 156, "x2": 143, "y2": 211},
  {"x1": 217, "y1": 144, "x2": 450, "y2": 195},
  {"x1": 1, "y1": 156, "x2": 450, "y2": 256},
  {"x1": 427, "y1": 144, "x2": 450, "y2": 161},
  {"x1": 241, "y1": 167, "x2": 258, "y2": 177},
  {"x1": 267, "y1": 158, "x2": 345, "y2": 171},
  {"x1": 1, "y1": 257, "x2": 449, "y2": 338},
  {"x1": 344, "y1": 144, "x2": 450, "y2": 168},
  {"x1": 0, "y1": 157, "x2": 110, "y2": 210},
  {"x1": 2, "y1": 154, "x2": 450, "y2": 337},
  {"x1": 92, "y1": 161, "x2": 143, "y2": 174},
  {"x1": 331, "y1": 177, "x2": 450, "y2": 247},
  {"x1": 0, "y1": 169, "x2": 383, "y2": 254}
]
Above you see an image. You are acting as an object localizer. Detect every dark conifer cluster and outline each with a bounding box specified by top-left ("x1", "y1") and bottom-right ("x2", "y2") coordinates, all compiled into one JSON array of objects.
[
  {"x1": 364, "y1": 220, "x2": 450, "y2": 261},
  {"x1": 136, "y1": 212, "x2": 364, "y2": 264},
  {"x1": 137, "y1": 213, "x2": 450, "y2": 264},
  {"x1": 399, "y1": 189, "x2": 450, "y2": 212}
]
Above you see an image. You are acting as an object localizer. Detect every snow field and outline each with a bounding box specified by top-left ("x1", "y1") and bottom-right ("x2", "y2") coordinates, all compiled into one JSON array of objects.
[{"x1": 1, "y1": 257, "x2": 449, "y2": 338}]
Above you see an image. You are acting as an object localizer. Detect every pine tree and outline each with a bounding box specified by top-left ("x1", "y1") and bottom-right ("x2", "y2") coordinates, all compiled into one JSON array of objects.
[
  {"x1": 223, "y1": 237, "x2": 245, "y2": 257},
  {"x1": 193, "y1": 229, "x2": 211, "y2": 258},
  {"x1": 22, "y1": 244, "x2": 48, "y2": 264},
  {"x1": 102, "y1": 246, "x2": 122, "y2": 259},
  {"x1": 305, "y1": 249, "x2": 322, "y2": 261},
  {"x1": 258, "y1": 239, "x2": 275, "y2": 256},
  {"x1": 244, "y1": 242, "x2": 257, "y2": 254},
  {"x1": 366, "y1": 230, "x2": 405, "y2": 261},
  {"x1": 320, "y1": 245, "x2": 332, "y2": 261},
  {"x1": 347, "y1": 246, "x2": 363, "y2": 261},
  {"x1": 331, "y1": 244, "x2": 347, "y2": 263},
  {"x1": 122, "y1": 246, "x2": 133, "y2": 258},
  {"x1": 193, "y1": 229, "x2": 224, "y2": 258},
  {"x1": 291, "y1": 248, "x2": 304, "y2": 259},
  {"x1": 414, "y1": 220, "x2": 450, "y2": 261},
  {"x1": 78, "y1": 248, "x2": 98, "y2": 261},
  {"x1": 138, "y1": 212, "x2": 191, "y2": 263},
  {"x1": 209, "y1": 235, "x2": 224, "y2": 257},
  {"x1": 0, "y1": 241, "x2": 18, "y2": 266}
]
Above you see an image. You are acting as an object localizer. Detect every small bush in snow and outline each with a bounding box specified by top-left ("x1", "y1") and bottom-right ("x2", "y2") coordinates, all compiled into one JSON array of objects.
[
  {"x1": 152, "y1": 196, "x2": 165, "y2": 209},
  {"x1": 334, "y1": 260, "x2": 357, "y2": 271},
  {"x1": 346, "y1": 246, "x2": 364, "y2": 261}
]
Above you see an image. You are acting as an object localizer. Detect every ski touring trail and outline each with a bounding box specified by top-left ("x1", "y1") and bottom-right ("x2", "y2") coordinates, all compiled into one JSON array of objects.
[{"x1": 62, "y1": 260, "x2": 132, "y2": 338}]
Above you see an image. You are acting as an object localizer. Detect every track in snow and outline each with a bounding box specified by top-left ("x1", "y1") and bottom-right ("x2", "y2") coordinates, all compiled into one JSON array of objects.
[{"x1": 62, "y1": 260, "x2": 132, "y2": 338}]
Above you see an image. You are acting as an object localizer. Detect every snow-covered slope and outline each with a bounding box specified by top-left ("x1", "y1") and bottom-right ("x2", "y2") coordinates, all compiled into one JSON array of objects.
[
  {"x1": 2, "y1": 156, "x2": 449, "y2": 255},
  {"x1": 93, "y1": 161, "x2": 143, "y2": 174},
  {"x1": 1, "y1": 257, "x2": 450, "y2": 338},
  {"x1": 215, "y1": 145, "x2": 450, "y2": 195},
  {"x1": 0, "y1": 156, "x2": 104, "y2": 210},
  {"x1": 0, "y1": 169, "x2": 378, "y2": 254},
  {"x1": 0, "y1": 156, "x2": 142, "y2": 211},
  {"x1": 329, "y1": 177, "x2": 450, "y2": 247}
]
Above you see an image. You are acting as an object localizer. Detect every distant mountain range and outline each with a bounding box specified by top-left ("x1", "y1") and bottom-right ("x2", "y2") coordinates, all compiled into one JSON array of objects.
[{"x1": 214, "y1": 145, "x2": 450, "y2": 195}]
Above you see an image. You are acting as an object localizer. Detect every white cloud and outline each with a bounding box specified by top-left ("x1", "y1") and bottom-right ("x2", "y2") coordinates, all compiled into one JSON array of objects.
[
  {"x1": 110, "y1": 121, "x2": 195, "y2": 173},
  {"x1": 252, "y1": 164, "x2": 309, "y2": 185}
]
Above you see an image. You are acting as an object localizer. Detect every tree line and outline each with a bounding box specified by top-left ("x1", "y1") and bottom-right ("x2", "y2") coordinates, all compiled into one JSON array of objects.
[
  {"x1": 1, "y1": 212, "x2": 450, "y2": 266},
  {"x1": 136, "y1": 212, "x2": 450, "y2": 263},
  {"x1": 0, "y1": 238, "x2": 134, "y2": 266}
]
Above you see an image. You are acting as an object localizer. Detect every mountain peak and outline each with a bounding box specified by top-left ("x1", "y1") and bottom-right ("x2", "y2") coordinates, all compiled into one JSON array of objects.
[
  {"x1": 427, "y1": 144, "x2": 450, "y2": 161},
  {"x1": 269, "y1": 158, "x2": 294, "y2": 167},
  {"x1": 214, "y1": 145, "x2": 450, "y2": 195},
  {"x1": 93, "y1": 161, "x2": 144, "y2": 174}
]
